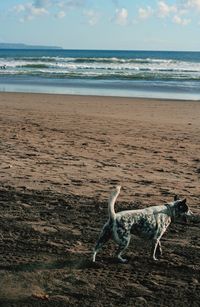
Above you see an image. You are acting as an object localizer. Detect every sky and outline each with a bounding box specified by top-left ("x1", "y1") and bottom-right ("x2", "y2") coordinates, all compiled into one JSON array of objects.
[{"x1": 0, "y1": 0, "x2": 200, "y2": 51}]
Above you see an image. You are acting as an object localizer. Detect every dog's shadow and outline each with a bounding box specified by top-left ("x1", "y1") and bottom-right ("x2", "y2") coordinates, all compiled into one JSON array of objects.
[{"x1": 3, "y1": 251, "x2": 174, "y2": 274}]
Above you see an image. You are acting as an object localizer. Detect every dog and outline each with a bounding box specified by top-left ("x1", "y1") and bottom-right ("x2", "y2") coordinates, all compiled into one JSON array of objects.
[{"x1": 92, "y1": 186, "x2": 192, "y2": 263}]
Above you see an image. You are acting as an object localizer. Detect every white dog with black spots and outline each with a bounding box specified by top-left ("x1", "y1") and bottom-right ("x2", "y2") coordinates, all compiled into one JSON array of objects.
[{"x1": 93, "y1": 186, "x2": 192, "y2": 263}]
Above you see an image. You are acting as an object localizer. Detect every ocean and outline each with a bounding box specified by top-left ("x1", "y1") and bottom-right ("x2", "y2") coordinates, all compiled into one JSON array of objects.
[{"x1": 0, "y1": 49, "x2": 200, "y2": 100}]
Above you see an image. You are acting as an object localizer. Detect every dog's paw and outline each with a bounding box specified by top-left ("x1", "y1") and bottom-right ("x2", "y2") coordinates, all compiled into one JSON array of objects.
[{"x1": 118, "y1": 256, "x2": 128, "y2": 264}]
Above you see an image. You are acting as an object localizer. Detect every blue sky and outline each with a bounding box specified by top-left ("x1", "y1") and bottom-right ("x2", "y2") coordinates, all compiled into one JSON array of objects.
[{"x1": 0, "y1": 0, "x2": 200, "y2": 50}]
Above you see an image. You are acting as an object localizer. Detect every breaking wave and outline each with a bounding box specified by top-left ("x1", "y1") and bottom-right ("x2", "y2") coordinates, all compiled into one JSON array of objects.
[{"x1": 1, "y1": 54, "x2": 200, "y2": 82}]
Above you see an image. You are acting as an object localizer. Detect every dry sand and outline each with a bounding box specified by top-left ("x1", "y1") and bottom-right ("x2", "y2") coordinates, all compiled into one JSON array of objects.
[{"x1": 0, "y1": 92, "x2": 200, "y2": 306}]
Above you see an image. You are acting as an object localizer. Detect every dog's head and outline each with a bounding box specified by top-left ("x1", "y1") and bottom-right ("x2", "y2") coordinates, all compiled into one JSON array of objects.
[{"x1": 173, "y1": 197, "x2": 193, "y2": 217}]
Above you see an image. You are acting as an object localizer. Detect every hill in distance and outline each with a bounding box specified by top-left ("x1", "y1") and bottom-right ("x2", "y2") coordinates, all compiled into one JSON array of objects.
[{"x1": 0, "y1": 43, "x2": 62, "y2": 49}]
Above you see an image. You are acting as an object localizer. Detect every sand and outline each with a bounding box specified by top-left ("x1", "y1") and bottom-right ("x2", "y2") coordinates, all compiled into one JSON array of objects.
[{"x1": 0, "y1": 92, "x2": 200, "y2": 306}]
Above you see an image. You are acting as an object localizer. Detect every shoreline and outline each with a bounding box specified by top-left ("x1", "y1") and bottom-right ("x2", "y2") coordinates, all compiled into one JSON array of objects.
[
  {"x1": 1, "y1": 77, "x2": 200, "y2": 101},
  {"x1": 1, "y1": 90, "x2": 200, "y2": 103}
]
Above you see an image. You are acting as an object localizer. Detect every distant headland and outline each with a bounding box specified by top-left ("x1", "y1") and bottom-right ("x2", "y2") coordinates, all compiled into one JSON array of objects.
[{"x1": 0, "y1": 43, "x2": 62, "y2": 49}]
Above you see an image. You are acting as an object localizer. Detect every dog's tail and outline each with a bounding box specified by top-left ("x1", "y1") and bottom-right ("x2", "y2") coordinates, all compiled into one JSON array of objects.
[{"x1": 108, "y1": 185, "x2": 121, "y2": 221}]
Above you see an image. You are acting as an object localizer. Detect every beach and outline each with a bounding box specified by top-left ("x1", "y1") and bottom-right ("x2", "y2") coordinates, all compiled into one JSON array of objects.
[{"x1": 0, "y1": 92, "x2": 200, "y2": 306}]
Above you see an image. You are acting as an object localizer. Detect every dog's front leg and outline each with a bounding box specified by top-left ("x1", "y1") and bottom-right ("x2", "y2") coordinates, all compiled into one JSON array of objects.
[
  {"x1": 155, "y1": 240, "x2": 162, "y2": 257},
  {"x1": 152, "y1": 238, "x2": 160, "y2": 261},
  {"x1": 151, "y1": 215, "x2": 171, "y2": 260}
]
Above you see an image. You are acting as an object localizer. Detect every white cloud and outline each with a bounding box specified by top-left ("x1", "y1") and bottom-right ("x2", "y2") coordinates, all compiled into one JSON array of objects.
[
  {"x1": 138, "y1": 6, "x2": 153, "y2": 19},
  {"x1": 55, "y1": 10, "x2": 66, "y2": 18},
  {"x1": 12, "y1": 0, "x2": 88, "y2": 22},
  {"x1": 84, "y1": 9, "x2": 100, "y2": 26},
  {"x1": 13, "y1": 2, "x2": 48, "y2": 21},
  {"x1": 187, "y1": 0, "x2": 200, "y2": 10},
  {"x1": 13, "y1": 4, "x2": 26, "y2": 14},
  {"x1": 156, "y1": 1, "x2": 194, "y2": 26},
  {"x1": 114, "y1": 8, "x2": 128, "y2": 26},
  {"x1": 157, "y1": 1, "x2": 177, "y2": 18},
  {"x1": 29, "y1": 4, "x2": 48, "y2": 15},
  {"x1": 136, "y1": 1, "x2": 193, "y2": 27},
  {"x1": 10, "y1": 0, "x2": 198, "y2": 26},
  {"x1": 173, "y1": 15, "x2": 191, "y2": 25}
]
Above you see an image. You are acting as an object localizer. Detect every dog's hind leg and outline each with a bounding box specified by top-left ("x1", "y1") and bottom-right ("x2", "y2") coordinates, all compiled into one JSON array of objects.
[
  {"x1": 92, "y1": 222, "x2": 112, "y2": 262},
  {"x1": 116, "y1": 235, "x2": 130, "y2": 263}
]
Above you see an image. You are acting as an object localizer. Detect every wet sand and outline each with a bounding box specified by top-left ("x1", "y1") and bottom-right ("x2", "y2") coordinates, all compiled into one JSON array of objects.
[{"x1": 0, "y1": 92, "x2": 200, "y2": 306}]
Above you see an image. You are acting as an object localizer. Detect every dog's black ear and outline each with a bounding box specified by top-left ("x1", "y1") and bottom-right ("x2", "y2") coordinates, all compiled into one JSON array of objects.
[
  {"x1": 174, "y1": 195, "x2": 180, "y2": 201},
  {"x1": 178, "y1": 198, "x2": 188, "y2": 212},
  {"x1": 181, "y1": 198, "x2": 187, "y2": 205}
]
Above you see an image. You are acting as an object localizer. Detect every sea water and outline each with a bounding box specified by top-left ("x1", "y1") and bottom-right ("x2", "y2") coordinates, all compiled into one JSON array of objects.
[{"x1": 0, "y1": 49, "x2": 200, "y2": 100}]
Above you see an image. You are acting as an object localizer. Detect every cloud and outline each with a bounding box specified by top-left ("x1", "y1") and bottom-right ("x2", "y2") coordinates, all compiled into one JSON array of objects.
[
  {"x1": 137, "y1": 1, "x2": 196, "y2": 27},
  {"x1": 83, "y1": 9, "x2": 100, "y2": 26},
  {"x1": 137, "y1": 2, "x2": 177, "y2": 21},
  {"x1": 157, "y1": 1, "x2": 177, "y2": 18},
  {"x1": 13, "y1": 4, "x2": 26, "y2": 14},
  {"x1": 10, "y1": 0, "x2": 199, "y2": 26},
  {"x1": 55, "y1": 10, "x2": 66, "y2": 18},
  {"x1": 186, "y1": 0, "x2": 200, "y2": 10},
  {"x1": 138, "y1": 6, "x2": 153, "y2": 20},
  {"x1": 28, "y1": 4, "x2": 48, "y2": 15},
  {"x1": 173, "y1": 15, "x2": 191, "y2": 25},
  {"x1": 114, "y1": 8, "x2": 128, "y2": 26},
  {"x1": 12, "y1": 0, "x2": 88, "y2": 22},
  {"x1": 13, "y1": 2, "x2": 49, "y2": 21}
]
